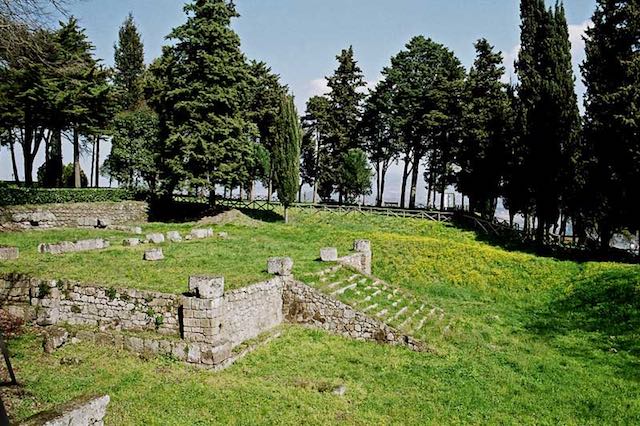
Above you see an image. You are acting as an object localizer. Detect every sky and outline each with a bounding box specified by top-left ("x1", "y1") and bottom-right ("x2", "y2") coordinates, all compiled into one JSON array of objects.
[{"x1": 1, "y1": 0, "x2": 597, "y2": 203}]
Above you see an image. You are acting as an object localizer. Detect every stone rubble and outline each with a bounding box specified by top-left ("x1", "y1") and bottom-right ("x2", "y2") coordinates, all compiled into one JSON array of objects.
[
  {"x1": 146, "y1": 233, "x2": 165, "y2": 244},
  {"x1": 267, "y1": 257, "x2": 293, "y2": 276},
  {"x1": 0, "y1": 247, "x2": 19, "y2": 260},
  {"x1": 144, "y1": 248, "x2": 164, "y2": 261},
  {"x1": 166, "y1": 231, "x2": 182, "y2": 242}
]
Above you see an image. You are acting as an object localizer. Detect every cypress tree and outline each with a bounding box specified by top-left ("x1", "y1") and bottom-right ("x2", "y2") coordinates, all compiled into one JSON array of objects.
[
  {"x1": 458, "y1": 39, "x2": 510, "y2": 219},
  {"x1": 273, "y1": 93, "x2": 301, "y2": 223},
  {"x1": 582, "y1": 0, "x2": 640, "y2": 249},
  {"x1": 113, "y1": 13, "x2": 145, "y2": 111},
  {"x1": 153, "y1": 0, "x2": 256, "y2": 201}
]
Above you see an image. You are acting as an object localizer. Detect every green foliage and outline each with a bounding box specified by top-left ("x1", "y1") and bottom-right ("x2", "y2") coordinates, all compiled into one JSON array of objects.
[
  {"x1": 339, "y1": 148, "x2": 372, "y2": 203},
  {"x1": 113, "y1": 13, "x2": 145, "y2": 111},
  {"x1": 582, "y1": 0, "x2": 640, "y2": 246},
  {"x1": 151, "y1": 0, "x2": 256, "y2": 196},
  {"x1": 38, "y1": 163, "x2": 88, "y2": 188},
  {"x1": 103, "y1": 107, "x2": 160, "y2": 191},
  {"x1": 0, "y1": 187, "x2": 142, "y2": 206},
  {"x1": 302, "y1": 95, "x2": 333, "y2": 201},
  {"x1": 106, "y1": 287, "x2": 118, "y2": 300},
  {"x1": 457, "y1": 39, "x2": 511, "y2": 219},
  {"x1": 273, "y1": 94, "x2": 301, "y2": 211}
]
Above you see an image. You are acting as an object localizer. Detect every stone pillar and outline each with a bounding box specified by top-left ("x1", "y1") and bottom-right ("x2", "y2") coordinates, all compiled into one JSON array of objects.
[
  {"x1": 353, "y1": 240, "x2": 372, "y2": 275},
  {"x1": 181, "y1": 276, "x2": 225, "y2": 344},
  {"x1": 267, "y1": 257, "x2": 293, "y2": 276}
]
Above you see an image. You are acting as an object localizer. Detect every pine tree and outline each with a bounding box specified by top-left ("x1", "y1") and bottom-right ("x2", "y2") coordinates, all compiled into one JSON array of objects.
[
  {"x1": 324, "y1": 46, "x2": 367, "y2": 202},
  {"x1": 153, "y1": 0, "x2": 256, "y2": 201},
  {"x1": 302, "y1": 95, "x2": 332, "y2": 202},
  {"x1": 273, "y1": 93, "x2": 301, "y2": 223},
  {"x1": 339, "y1": 148, "x2": 373, "y2": 204},
  {"x1": 113, "y1": 13, "x2": 145, "y2": 111},
  {"x1": 582, "y1": 0, "x2": 640, "y2": 249},
  {"x1": 458, "y1": 39, "x2": 510, "y2": 219}
]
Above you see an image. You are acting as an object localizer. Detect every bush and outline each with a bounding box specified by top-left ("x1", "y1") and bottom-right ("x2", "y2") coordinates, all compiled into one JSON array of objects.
[{"x1": 0, "y1": 187, "x2": 146, "y2": 206}]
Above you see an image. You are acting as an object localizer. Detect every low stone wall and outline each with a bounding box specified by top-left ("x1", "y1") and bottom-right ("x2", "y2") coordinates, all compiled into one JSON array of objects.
[
  {"x1": 283, "y1": 280, "x2": 423, "y2": 352},
  {"x1": 21, "y1": 394, "x2": 110, "y2": 426},
  {"x1": 0, "y1": 201, "x2": 148, "y2": 230},
  {"x1": 0, "y1": 275, "x2": 180, "y2": 336}
]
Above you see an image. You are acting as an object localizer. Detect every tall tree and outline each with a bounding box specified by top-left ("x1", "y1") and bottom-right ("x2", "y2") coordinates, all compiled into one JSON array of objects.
[
  {"x1": 273, "y1": 93, "x2": 301, "y2": 223},
  {"x1": 515, "y1": 0, "x2": 581, "y2": 242},
  {"x1": 324, "y1": 46, "x2": 367, "y2": 202},
  {"x1": 152, "y1": 0, "x2": 256, "y2": 201},
  {"x1": 361, "y1": 79, "x2": 400, "y2": 206},
  {"x1": 582, "y1": 0, "x2": 640, "y2": 249},
  {"x1": 384, "y1": 36, "x2": 465, "y2": 209},
  {"x1": 113, "y1": 13, "x2": 145, "y2": 111},
  {"x1": 302, "y1": 95, "x2": 332, "y2": 202},
  {"x1": 339, "y1": 148, "x2": 373, "y2": 204},
  {"x1": 458, "y1": 39, "x2": 511, "y2": 219}
]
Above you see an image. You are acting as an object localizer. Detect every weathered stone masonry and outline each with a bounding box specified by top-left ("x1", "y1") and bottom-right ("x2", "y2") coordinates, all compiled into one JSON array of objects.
[
  {"x1": 1, "y1": 240, "x2": 424, "y2": 369},
  {"x1": 0, "y1": 201, "x2": 148, "y2": 230}
]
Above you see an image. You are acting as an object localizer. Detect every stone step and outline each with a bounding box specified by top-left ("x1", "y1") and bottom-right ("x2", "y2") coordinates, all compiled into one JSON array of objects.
[
  {"x1": 414, "y1": 317, "x2": 427, "y2": 331},
  {"x1": 331, "y1": 283, "x2": 357, "y2": 296},
  {"x1": 376, "y1": 309, "x2": 389, "y2": 318},
  {"x1": 363, "y1": 304, "x2": 378, "y2": 313},
  {"x1": 389, "y1": 307, "x2": 408, "y2": 322},
  {"x1": 326, "y1": 281, "x2": 343, "y2": 290}
]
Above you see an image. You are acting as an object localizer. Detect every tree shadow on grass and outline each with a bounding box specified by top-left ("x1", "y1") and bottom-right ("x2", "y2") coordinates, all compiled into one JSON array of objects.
[{"x1": 527, "y1": 268, "x2": 640, "y2": 379}]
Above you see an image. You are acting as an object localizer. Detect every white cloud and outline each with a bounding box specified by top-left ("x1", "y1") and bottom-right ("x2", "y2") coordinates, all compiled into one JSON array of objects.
[
  {"x1": 568, "y1": 20, "x2": 591, "y2": 58},
  {"x1": 501, "y1": 44, "x2": 521, "y2": 84},
  {"x1": 308, "y1": 78, "x2": 329, "y2": 97}
]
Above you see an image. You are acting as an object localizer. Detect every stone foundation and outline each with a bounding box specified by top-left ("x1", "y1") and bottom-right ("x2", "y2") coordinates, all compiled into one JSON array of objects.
[
  {"x1": 21, "y1": 395, "x2": 110, "y2": 426},
  {"x1": 0, "y1": 201, "x2": 148, "y2": 231}
]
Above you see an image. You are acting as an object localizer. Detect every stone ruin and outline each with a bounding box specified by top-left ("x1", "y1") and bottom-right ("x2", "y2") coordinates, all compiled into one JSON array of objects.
[
  {"x1": 0, "y1": 246, "x2": 19, "y2": 260},
  {"x1": 319, "y1": 240, "x2": 372, "y2": 275},
  {"x1": 144, "y1": 248, "x2": 164, "y2": 261},
  {"x1": 38, "y1": 239, "x2": 110, "y2": 255}
]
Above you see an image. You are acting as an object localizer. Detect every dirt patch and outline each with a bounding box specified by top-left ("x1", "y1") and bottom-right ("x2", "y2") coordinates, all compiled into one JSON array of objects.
[{"x1": 197, "y1": 209, "x2": 262, "y2": 227}]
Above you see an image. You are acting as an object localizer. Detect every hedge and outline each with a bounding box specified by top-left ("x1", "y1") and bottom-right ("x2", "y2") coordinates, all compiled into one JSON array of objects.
[{"x1": 0, "y1": 187, "x2": 146, "y2": 206}]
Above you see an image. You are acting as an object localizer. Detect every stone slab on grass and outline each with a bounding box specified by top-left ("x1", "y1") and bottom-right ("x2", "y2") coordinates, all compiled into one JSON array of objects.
[
  {"x1": 144, "y1": 248, "x2": 164, "y2": 261},
  {"x1": 123, "y1": 238, "x2": 141, "y2": 247},
  {"x1": 38, "y1": 239, "x2": 109, "y2": 255},
  {"x1": 267, "y1": 257, "x2": 293, "y2": 276},
  {"x1": 190, "y1": 228, "x2": 214, "y2": 239},
  {"x1": 0, "y1": 246, "x2": 19, "y2": 260},
  {"x1": 146, "y1": 233, "x2": 165, "y2": 244},
  {"x1": 320, "y1": 247, "x2": 338, "y2": 262},
  {"x1": 166, "y1": 231, "x2": 182, "y2": 242}
]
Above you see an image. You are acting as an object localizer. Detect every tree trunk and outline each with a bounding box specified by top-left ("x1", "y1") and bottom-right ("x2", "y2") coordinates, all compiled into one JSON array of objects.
[
  {"x1": 400, "y1": 154, "x2": 411, "y2": 209},
  {"x1": 599, "y1": 221, "x2": 612, "y2": 253},
  {"x1": 73, "y1": 128, "x2": 81, "y2": 188},
  {"x1": 51, "y1": 130, "x2": 63, "y2": 187},
  {"x1": 284, "y1": 207, "x2": 289, "y2": 224},
  {"x1": 9, "y1": 138, "x2": 19, "y2": 183},
  {"x1": 376, "y1": 161, "x2": 382, "y2": 207},
  {"x1": 90, "y1": 140, "x2": 95, "y2": 187},
  {"x1": 509, "y1": 212, "x2": 515, "y2": 228},
  {"x1": 249, "y1": 181, "x2": 255, "y2": 201},
  {"x1": 409, "y1": 151, "x2": 420, "y2": 209},
  {"x1": 440, "y1": 161, "x2": 447, "y2": 211},
  {"x1": 22, "y1": 126, "x2": 35, "y2": 186},
  {"x1": 267, "y1": 177, "x2": 273, "y2": 202},
  {"x1": 298, "y1": 184, "x2": 303, "y2": 203},
  {"x1": 461, "y1": 195, "x2": 465, "y2": 211},
  {"x1": 94, "y1": 136, "x2": 100, "y2": 187},
  {"x1": 536, "y1": 217, "x2": 545, "y2": 244},
  {"x1": 312, "y1": 179, "x2": 318, "y2": 204},
  {"x1": 380, "y1": 167, "x2": 387, "y2": 208}
]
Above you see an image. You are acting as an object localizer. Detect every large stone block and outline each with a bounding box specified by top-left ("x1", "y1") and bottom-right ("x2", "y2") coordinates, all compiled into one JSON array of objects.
[
  {"x1": 267, "y1": 257, "x2": 293, "y2": 276},
  {"x1": 190, "y1": 228, "x2": 214, "y2": 239},
  {"x1": 77, "y1": 217, "x2": 98, "y2": 227},
  {"x1": 38, "y1": 239, "x2": 109, "y2": 255},
  {"x1": 0, "y1": 246, "x2": 19, "y2": 260},
  {"x1": 146, "y1": 233, "x2": 165, "y2": 244},
  {"x1": 123, "y1": 238, "x2": 141, "y2": 247},
  {"x1": 143, "y1": 248, "x2": 164, "y2": 261},
  {"x1": 189, "y1": 276, "x2": 225, "y2": 299},
  {"x1": 43, "y1": 327, "x2": 69, "y2": 354},
  {"x1": 166, "y1": 231, "x2": 182, "y2": 242},
  {"x1": 97, "y1": 218, "x2": 113, "y2": 228},
  {"x1": 354, "y1": 240, "x2": 371, "y2": 252},
  {"x1": 21, "y1": 395, "x2": 110, "y2": 426},
  {"x1": 320, "y1": 247, "x2": 338, "y2": 262}
]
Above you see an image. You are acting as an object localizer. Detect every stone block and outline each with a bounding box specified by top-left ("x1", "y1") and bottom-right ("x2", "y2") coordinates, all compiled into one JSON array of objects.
[
  {"x1": 190, "y1": 228, "x2": 213, "y2": 239},
  {"x1": 187, "y1": 344, "x2": 201, "y2": 363},
  {"x1": 21, "y1": 395, "x2": 110, "y2": 426},
  {"x1": 77, "y1": 217, "x2": 98, "y2": 227},
  {"x1": 97, "y1": 218, "x2": 113, "y2": 228},
  {"x1": 43, "y1": 327, "x2": 69, "y2": 354},
  {"x1": 143, "y1": 248, "x2": 164, "y2": 261},
  {"x1": 217, "y1": 232, "x2": 228, "y2": 239},
  {"x1": 267, "y1": 257, "x2": 293, "y2": 276},
  {"x1": 131, "y1": 226, "x2": 143, "y2": 235},
  {"x1": 146, "y1": 233, "x2": 165, "y2": 244},
  {"x1": 189, "y1": 276, "x2": 225, "y2": 299},
  {"x1": 166, "y1": 231, "x2": 182, "y2": 242},
  {"x1": 354, "y1": 240, "x2": 371, "y2": 252},
  {"x1": 123, "y1": 238, "x2": 141, "y2": 247},
  {"x1": 14, "y1": 211, "x2": 56, "y2": 224},
  {"x1": 0, "y1": 247, "x2": 19, "y2": 260},
  {"x1": 320, "y1": 247, "x2": 338, "y2": 262}
]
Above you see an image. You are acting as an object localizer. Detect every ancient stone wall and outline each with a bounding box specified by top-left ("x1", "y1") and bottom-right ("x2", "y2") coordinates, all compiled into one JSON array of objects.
[
  {"x1": 0, "y1": 201, "x2": 148, "y2": 230},
  {"x1": 21, "y1": 394, "x2": 110, "y2": 426},
  {"x1": 0, "y1": 275, "x2": 180, "y2": 336},
  {"x1": 283, "y1": 280, "x2": 423, "y2": 352}
]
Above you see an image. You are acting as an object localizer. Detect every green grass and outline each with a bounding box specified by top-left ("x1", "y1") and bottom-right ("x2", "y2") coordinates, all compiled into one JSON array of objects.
[{"x1": 3, "y1": 209, "x2": 640, "y2": 424}]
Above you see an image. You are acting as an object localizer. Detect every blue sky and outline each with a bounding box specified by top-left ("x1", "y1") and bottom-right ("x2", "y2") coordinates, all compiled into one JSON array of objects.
[{"x1": 1, "y1": 0, "x2": 597, "y2": 201}]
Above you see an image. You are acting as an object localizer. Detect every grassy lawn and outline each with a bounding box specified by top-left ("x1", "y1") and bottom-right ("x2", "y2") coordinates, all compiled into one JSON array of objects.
[{"x1": 2, "y1": 209, "x2": 640, "y2": 424}]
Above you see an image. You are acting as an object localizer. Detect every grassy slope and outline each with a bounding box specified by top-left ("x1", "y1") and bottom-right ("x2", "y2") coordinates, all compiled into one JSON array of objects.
[{"x1": 3, "y1": 210, "x2": 640, "y2": 424}]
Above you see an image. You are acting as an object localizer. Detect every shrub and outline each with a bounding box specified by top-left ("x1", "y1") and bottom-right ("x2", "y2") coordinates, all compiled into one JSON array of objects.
[{"x1": 0, "y1": 186, "x2": 146, "y2": 206}]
